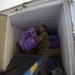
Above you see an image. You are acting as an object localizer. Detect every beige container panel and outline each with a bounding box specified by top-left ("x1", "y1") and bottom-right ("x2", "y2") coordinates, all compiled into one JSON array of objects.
[
  {"x1": 0, "y1": 15, "x2": 7, "y2": 71},
  {"x1": 0, "y1": 14, "x2": 14, "y2": 72},
  {"x1": 4, "y1": 17, "x2": 14, "y2": 71}
]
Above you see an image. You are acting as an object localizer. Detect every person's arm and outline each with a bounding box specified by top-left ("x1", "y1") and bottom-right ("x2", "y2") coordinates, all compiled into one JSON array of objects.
[
  {"x1": 33, "y1": 30, "x2": 43, "y2": 43},
  {"x1": 34, "y1": 35, "x2": 43, "y2": 43}
]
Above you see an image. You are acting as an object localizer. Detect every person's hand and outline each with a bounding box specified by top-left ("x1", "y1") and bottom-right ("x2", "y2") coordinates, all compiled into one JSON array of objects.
[{"x1": 33, "y1": 29, "x2": 36, "y2": 35}]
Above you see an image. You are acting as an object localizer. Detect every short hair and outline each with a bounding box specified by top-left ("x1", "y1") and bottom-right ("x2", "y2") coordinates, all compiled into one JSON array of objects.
[{"x1": 41, "y1": 25, "x2": 46, "y2": 30}]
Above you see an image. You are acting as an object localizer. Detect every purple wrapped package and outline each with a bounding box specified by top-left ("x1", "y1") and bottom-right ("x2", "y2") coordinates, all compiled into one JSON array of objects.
[
  {"x1": 46, "y1": 56, "x2": 61, "y2": 74},
  {"x1": 49, "y1": 35, "x2": 60, "y2": 48},
  {"x1": 19, "y1": 28, "x2": 37, "y2": 51}
]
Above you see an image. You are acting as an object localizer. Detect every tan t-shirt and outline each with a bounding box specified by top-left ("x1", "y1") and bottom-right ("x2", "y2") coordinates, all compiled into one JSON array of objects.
[{"x1": 39, "y1": 31, "x2": 49, "y2": 49}]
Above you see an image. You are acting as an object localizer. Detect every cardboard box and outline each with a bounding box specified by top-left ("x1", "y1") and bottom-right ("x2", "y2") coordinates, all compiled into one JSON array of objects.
[
  {"x1": 49, "y1": 48, "x2": 61, "y2": 57},
  {"x1": 0, "y1": 14, "x2": 14, "y2": 72}
]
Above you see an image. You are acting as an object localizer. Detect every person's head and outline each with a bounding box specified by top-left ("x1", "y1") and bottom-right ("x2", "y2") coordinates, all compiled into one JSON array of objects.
[{"x1": 40, "y1": 25, "x2": 46, "y2": 32}]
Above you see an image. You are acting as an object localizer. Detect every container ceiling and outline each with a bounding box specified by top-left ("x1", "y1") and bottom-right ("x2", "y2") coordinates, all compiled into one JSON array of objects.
[
  {"x1": 9, "y1": 3, "x2": 62, "y2": 34},
  {"x1": 0, "y1": 0, "x2": 32, "y2": 12}
]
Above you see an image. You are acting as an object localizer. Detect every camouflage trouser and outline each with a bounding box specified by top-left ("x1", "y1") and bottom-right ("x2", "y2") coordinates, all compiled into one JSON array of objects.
[{"x1": 39, "y1": 48, "x2": 50, "y2": 75}]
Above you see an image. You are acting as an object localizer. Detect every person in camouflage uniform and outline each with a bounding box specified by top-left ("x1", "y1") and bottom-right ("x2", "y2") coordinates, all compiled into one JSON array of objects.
[{"x1": 34, "y1": 25, "x2": 50, "y2": 75}]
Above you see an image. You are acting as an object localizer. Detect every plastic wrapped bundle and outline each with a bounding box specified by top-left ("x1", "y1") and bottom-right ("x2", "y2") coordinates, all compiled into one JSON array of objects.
[
  {"x1": 46, "y1": 56, "x2": 61, "y2": 75},
  {"x1": 19, "y1": 28, "x2": 37, "y2": 51},
  {"x1": 49, "y1": 35, "x2": 60, "y2": 48}
]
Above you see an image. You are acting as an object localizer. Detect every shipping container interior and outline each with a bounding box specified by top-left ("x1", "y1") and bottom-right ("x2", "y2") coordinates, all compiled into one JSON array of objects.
[
  {"x1": 7, "y1": 1, "x2": 74, "y2": 75},
  {"x1": 10, "y1": 3, "x2": 62, "y2": 53}
]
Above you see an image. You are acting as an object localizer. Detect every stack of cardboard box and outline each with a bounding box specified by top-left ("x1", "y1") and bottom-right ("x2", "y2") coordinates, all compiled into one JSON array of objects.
[{"x1": 49, "y1": 48, "x2": 61, "y2": 57}]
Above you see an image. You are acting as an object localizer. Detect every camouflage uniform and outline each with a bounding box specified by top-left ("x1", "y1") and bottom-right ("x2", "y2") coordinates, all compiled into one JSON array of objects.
[
  {"x1": 38, "y1": 31, "x2": 50, "y2": 75},
  {"x1": 39, "y1": 48, "x2": 50, "y2": 75}
]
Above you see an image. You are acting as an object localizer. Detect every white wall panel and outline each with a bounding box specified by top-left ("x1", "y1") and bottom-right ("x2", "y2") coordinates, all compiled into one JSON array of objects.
[{"x1": 13, "y1": 26, "x2": 24, "y2": 52}]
